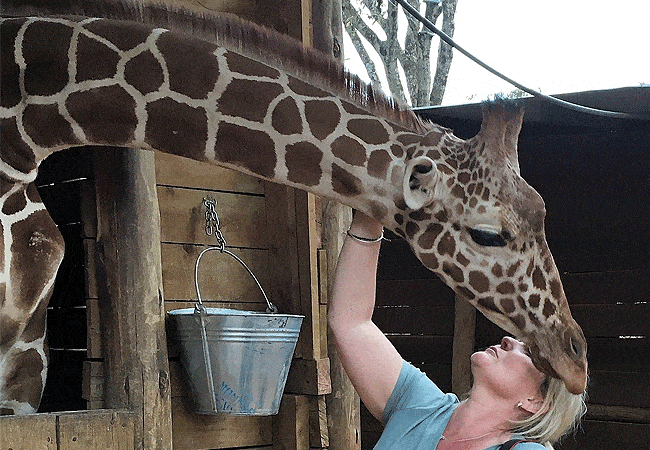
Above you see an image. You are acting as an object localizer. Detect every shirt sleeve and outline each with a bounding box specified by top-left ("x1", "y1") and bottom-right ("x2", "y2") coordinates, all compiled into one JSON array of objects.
[
  {"x1": 382, "y1": 360, "x2": 457, "y2": 424},
  {"x1": 514, "y1": 443, "x2": 547, "y2": 449}
]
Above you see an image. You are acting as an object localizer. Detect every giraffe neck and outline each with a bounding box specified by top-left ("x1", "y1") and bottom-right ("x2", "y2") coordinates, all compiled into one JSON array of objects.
[
  {"x1": 1, "y1": 8, "x2": 590, "y2": 411},
  {"x1": 1, "y1": 14, "x2": 430, "y2": 231}
]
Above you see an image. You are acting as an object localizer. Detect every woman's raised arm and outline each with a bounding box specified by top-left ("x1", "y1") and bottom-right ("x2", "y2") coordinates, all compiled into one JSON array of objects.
[{"x1": 327, "y1": 212, "x2": 403, "y2": 421}]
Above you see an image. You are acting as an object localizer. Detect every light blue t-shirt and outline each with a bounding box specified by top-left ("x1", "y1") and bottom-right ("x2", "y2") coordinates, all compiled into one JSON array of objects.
[{"x1": 374, "y1": 361, "x2": 545, "y2": 450}]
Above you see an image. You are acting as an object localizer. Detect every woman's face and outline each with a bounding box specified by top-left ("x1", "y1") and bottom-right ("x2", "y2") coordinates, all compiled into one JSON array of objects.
[{"x1": 471, "y1": 336, "x2": 547, "y2": 402}]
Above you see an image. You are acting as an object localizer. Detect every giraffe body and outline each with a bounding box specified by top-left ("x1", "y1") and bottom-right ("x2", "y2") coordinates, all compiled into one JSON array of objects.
[{"x1": 0, "y1": 2, "x2": 586, "y2": 414}]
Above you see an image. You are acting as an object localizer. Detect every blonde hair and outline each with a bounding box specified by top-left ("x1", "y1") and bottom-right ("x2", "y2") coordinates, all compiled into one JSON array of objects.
[{"x1": 508, "y1": 376, "x2": 587, "y2": 449}]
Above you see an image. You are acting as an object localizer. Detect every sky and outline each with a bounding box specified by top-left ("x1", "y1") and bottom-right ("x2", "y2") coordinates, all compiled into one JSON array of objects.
[{"x1": 343, "y1": 0, "x2": 650, "y2": 106}]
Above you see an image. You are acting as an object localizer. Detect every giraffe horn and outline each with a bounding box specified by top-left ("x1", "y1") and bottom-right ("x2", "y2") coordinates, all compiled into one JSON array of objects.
[{"x1": 478, "y1": 100, "x2": 525, "y2": 174}]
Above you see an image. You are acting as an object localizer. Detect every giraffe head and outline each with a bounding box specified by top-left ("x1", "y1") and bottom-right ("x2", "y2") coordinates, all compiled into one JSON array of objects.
[{"x1": 395, "y1": 101, "x2": 587, "y2": 394}]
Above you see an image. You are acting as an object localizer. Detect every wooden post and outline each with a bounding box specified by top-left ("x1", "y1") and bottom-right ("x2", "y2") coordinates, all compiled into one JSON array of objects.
[
  {"x1": 308, "y1": 1, "x2": 361, "y2": 448},
  {"x1": 273, "y1": 395, "x2": 309, "y2": 450},
  {"x1": 322, "y1": 201, "x2": 360, "y2": 450},
  {"x1": 94, "y1": 148, "x2": 172, "y2": 450},
  {"x1": 451, "y1": 294, "x2": 476, "y2": 396}
]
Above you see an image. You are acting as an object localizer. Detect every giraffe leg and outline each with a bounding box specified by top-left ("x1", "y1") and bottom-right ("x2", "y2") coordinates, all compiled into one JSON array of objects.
[{"x1": 0, "y1": 181, "x2": 64, "y2": 414}]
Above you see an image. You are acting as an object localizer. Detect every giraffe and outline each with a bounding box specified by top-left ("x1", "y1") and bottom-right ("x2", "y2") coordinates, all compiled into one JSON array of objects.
[{"x1": 0, "y1": 1, "x2": 587, "y2": 414}]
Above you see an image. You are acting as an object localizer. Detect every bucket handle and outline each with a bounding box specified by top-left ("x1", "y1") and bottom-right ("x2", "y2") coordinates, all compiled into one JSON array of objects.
[
  {"x1": 192, "y1": 246, "x2": 277, "y2": 412},
  {"x1": 193, "y1": 246, "x2": 278, "y2": 314}
]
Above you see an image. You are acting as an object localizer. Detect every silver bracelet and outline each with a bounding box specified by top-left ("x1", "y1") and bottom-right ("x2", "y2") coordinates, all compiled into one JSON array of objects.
[{"x1": 346, "y1": 228, "x2": 384, "y2": 244}]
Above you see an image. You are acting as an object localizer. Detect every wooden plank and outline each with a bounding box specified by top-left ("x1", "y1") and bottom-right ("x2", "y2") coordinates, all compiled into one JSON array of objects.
[
  {"x1": 571, "y1": 303, "x2": 649, "y2": 338},
  {"x1": 263, "y1": 184, "x2": 304, "y2": 345},
  {"x1": 451, "y1": 294, "x2": 476, "y2": 397},
  {"x1": 587, "y1": 371, "x2": 650, "y2": 408},
  {"x1": 272, "y1": 395, "x2": 309, "y2": 450},
  {"x1": 376, "y1": 278, "x2": 456, "y2": 307},
  {"x1": 154, "y1": 151, "x2": 264, "y2": 194},
  {"x1": 557, "y1": 419, "x2": 650, "y2": 450},
  {"x1": 82, "y1": 360, "x2": 103, "y2": 403},
  {"x1": 171, "y1": 400, "x2": 272, "y2": 450},
  {"x1": 320, "y1": 200, "x2": 360, "y2": 450},
  {"x1": 84, "y1": 240, "x2": 270, "y2": 303},
  {"x1": 80, "y1": 179, "x2": 97, "y2": 239},
  {"x1": 319, "y1": 303, "x2": 328, "y2": 358},
  {"x1": 475, "y1": 318, "x2": 649, "y2": 372},
  {"x1": 157, "y1": 186, "x2": 268, "y2": 248},
  {"x1": 84, "y1": 239, "x2": 98, "y2": 299},
  {"x1": 586, "y1": 337, "x2": 649, "y2": 372},
  {"x1": 372, "y1": 304, "x2": 454, "y2": 336},
  {"x1": 587, "y1": 404, "x2": 650, "y2": 423},
  {"x1": 414, "y1": 363, "x2": 452, "y2": 393},
  {"x1": 161, "y1": 243, "x2": 270, "y2": 302},
  {"x1": 58, "y1": 410, "x2": 135, "y2": 450},
  {"x1": 561, "y1": 270, "x2": 650, "y2": 305},
  {"x1": 84, "y1": 361, "x2": 196, "y2": 402},
  {"x1": 317, "y1": 248, "x2": 329, "y2": 305},
  {"x1": 0, "y1": 413, "x2": 57, "y2": 449},
  {"x1": 294, "y1": 191, "x2": 323, "y2": 361},
  {"x1": 93, "y1": 148, "x2": 172, "y2": 450},
  {"x1": 388, "y1": 336, "x2": 453, "y2": 365},
  {"x1": 309, "y1": 396, "x2": 329, "y2": 448},
  {"x1": 284, "y1": 358, "x2": 331, "y2": 396},
  {"x1": 86, "y1": 298, "x2": 101, "y2": 359}
]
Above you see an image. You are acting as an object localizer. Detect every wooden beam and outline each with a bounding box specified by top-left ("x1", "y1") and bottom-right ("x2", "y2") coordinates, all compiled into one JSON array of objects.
[
  {"x1": 93, "y1": 148, "x2": 172, "y2": 450},
  {"x1": 587, "y1": 404, "x2": 650, "y2": 424},
  {"x1": 322, "y1": 201, "x2": 361, "y2": 450},
  {"x1": 0, "y1": 412, "x2": 57, "y2": 449},
  {"x1": 309, "y1": 395, "x2": 329, "y2": 448},
  {"x1": 451, "y1": 293, "x2": 476, "y2": 396},
  {"x1": 58, "y1": 410, "x2": 135, "y2": 450},
  {"x1": 284, "y1": 357, "x2": 332, "y2": 396},
  {"x1": 0, "y1": 410, "x2": 135, "y2": 450},
  {"x1": 308, "y1": 0, "x2": 360, "y2": 447},
  {"x1": 171, "y1": 402, "x2": 272, "y2": 450},
  {"x1": 272, "y1": 395, "x2": 309, "y2": 450}
]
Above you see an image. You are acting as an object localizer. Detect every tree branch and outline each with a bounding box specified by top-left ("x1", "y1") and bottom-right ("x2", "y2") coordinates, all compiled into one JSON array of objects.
[
  {"x1": 344, "y1": 23, "x2": 383, "y2": 88},
  {"x1": 430, "y1": 0, "x2": 458, "y2": 105},
  {"x1": 343, "y1": 1, "x2": 383, "y2": 52}
]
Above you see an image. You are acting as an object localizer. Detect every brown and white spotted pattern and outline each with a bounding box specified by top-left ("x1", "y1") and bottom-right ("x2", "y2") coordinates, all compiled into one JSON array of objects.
[{"x1": 0, "y1": 5, "x2": 586, "y2": 414}]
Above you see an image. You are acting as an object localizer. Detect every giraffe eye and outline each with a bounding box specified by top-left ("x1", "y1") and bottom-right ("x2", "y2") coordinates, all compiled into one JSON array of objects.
[{"x1": 468, "y1": 228, "x2": 507, "y2": 247}]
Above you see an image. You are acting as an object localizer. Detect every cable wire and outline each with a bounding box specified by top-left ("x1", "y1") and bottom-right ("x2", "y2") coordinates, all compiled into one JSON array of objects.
[{"x1": 391, "y1": 0, "x2": 650, "y2": 120}]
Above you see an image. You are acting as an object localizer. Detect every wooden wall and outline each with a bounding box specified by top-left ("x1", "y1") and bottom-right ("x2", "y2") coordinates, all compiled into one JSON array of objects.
[
  {"x1": 34, "y1": 144, "x2": 332, "y2": 450},
  {"x1": 361, "y1": 119, "x2": 650, "y2": 449}
]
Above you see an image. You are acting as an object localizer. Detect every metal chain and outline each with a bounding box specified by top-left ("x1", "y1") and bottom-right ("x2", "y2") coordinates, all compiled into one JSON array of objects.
[
  {"x1": 203, "y1": 197, "x2": 226, "y2": 250},
  {"x1": 197, "y1": 197, "x2": 278, "y2": 313}
]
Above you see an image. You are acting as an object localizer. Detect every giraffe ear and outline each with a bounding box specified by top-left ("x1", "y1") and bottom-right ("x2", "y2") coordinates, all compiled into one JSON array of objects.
[{"x1": 403, "y1": 156, "x2": 440, "y2": 210}]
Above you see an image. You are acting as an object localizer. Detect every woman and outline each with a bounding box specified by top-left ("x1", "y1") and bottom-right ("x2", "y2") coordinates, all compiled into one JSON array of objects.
[{"x1": 328, "y1": 212, "x2": 587, "y2": 450}]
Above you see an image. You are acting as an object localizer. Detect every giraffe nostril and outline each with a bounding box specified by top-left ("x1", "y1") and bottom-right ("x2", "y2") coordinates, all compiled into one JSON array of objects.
[{"x1": 570, "y1": 337, "x2": 583, "y2": 358}]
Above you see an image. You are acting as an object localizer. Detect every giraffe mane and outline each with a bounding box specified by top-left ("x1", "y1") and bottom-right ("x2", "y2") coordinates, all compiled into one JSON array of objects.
[{"x1": 1, "y1": 0, "x2": 429, "y2": 135}]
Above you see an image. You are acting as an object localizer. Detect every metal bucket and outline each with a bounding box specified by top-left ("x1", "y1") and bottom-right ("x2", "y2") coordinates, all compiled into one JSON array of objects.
[{"x1": 168, "y1": 247, "x2": 303, "y2": 415}]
